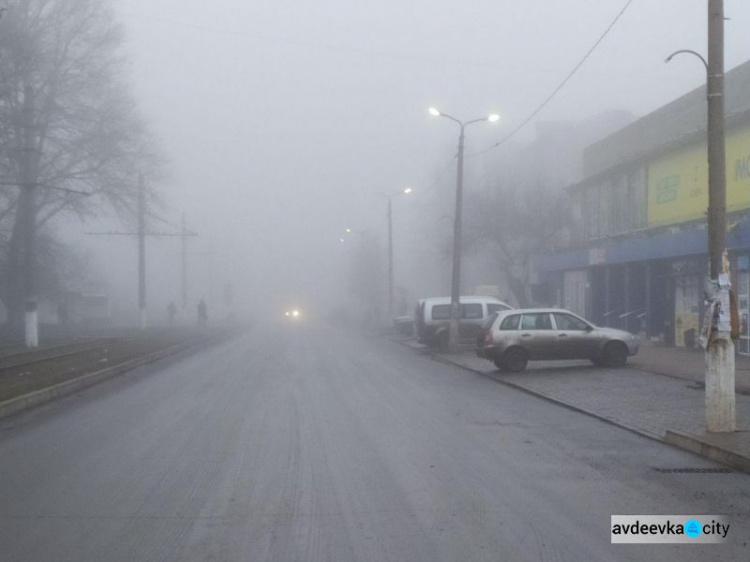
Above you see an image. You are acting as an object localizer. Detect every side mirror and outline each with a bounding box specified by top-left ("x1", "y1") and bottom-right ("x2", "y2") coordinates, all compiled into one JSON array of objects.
[{"x1": 585, "y1": 324, "x2": 594, "y2": 332}]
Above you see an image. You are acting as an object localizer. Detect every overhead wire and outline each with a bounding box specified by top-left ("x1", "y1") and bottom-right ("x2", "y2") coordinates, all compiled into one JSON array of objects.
[{"x1": 468, "y1": 0, "x2": 635, "y2": 158}]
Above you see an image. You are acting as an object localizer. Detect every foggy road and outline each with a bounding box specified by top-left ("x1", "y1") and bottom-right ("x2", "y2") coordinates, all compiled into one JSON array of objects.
[{"x1": 1, "y1": 324, "x2": 748, "y2": 561}]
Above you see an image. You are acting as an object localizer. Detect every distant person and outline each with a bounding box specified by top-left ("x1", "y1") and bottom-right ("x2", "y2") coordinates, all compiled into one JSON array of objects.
[
  {"x1": 198, "y1": 299, "x2": 208, "y2": 327},
  {"x1": 167, "y1": 301, "x2": 177, "y2": 325}
]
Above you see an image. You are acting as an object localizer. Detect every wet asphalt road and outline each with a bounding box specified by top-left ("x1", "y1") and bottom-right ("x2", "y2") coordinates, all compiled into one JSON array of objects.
[{"x1": 1, "y1": 322, "x2": 748, "y2": 561}]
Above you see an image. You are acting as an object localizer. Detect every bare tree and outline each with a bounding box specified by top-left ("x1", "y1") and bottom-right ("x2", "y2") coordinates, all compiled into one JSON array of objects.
[
  {"x1": 0, "y1": 0, "x2": 165, "y2": 331},
  {"x1": 464, "y1": 177, "x2": 571, "y2": 307}
]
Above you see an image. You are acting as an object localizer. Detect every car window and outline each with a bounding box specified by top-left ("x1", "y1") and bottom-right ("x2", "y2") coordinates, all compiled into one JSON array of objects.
[
  {"x1": 431, "y1": 304, "x2": 451, "y2": 320},
  {"x1": 461, "y1": 303, "x2": 483, "y2": 319},
  {"x1": 481, "y1": 312, "x2": 499, "y2": 330},
  {"x1": 499, "y1": 314, "x2": 520, "y2": 330},
  {"x1": 521, "y1": 313, "x2": 553, "y2": 330},
  {"x1": 553, "y1": 313, "x2": 589, "y2": 331},
  {"x1": 487, "y1": 303, "x2": 510, "y2": 315}
]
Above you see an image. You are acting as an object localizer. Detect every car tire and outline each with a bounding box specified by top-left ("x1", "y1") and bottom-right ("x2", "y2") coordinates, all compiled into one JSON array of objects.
[
  {"x1": 492, "y1": 356, "x2": 507, "y2": 371},
  {"x1": 602, "y1": 341, "x2": 628, "y2": 368},
  {"x1": 502, "y1": 348, "x2": 528, "y2": 373}
]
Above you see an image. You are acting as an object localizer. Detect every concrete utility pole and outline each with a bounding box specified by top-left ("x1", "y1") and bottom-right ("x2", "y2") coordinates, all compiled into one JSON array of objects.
[
  {"x1": 137, "y1": 175, "x2": 147, "y2": 330},
  {"x1": 387, "y1": 197, "x2": 393, "y2": 318},
  {"x1": 705, "y1": 0, "x2": 735, "y2": 432},
  {"x1": 429, "y1": 107, "x2": 499, "y2": 352},
  {"x1": 20, "y1": 85, "x2": 38, "y2": 348},
  {"x1": 181, "y1": 212, "x2": 188, "y2": 310},
  {"x1": 449, "y1": 124, "x2": 466, "y2": 353}
]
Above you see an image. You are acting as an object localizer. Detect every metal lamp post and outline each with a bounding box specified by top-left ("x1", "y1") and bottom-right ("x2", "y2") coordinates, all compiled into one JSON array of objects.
[
  {"x1": 429, "y1": 107, "x2": 499, "y2": 352},
  {"x1": 379, "y1": 187, "x2": 412, "y2": 319}
]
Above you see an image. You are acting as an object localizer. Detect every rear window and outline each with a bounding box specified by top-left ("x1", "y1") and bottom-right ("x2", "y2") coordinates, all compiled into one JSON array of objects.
[
  {"x1": 499, "y1": 314, "x2": 520, "y2": 330},
  {"x1": 487, "y1": 303, "x2": 510, "y2": 315},
  {"x1": 461, "y1": 303, "x2": 483, "y2": 319},
  {"x1": 431, "y1": 304, "x2": 451, "y2": 320},
  {"x1": 481, "y1": 312, "x2": 499, "y2": 330}
]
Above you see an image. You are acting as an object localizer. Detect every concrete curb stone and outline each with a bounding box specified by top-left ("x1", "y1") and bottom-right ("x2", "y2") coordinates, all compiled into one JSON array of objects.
[
  {"x1": 391, "y1": 335, "x2": 750, "y2": 474},
  {"x1": 0, "y1": 332, "x2": 232, "y2": 421}
]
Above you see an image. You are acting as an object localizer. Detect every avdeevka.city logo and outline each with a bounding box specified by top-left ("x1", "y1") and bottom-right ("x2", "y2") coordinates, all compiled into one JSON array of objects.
[
  {"x1": 684, "y1": 519, "x2": 702, "y2": 538},
  {"x1": 611, "y1": 515, "x2": 730, "y2": 544}
]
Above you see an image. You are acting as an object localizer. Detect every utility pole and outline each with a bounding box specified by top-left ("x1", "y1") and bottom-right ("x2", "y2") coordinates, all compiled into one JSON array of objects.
[
  {"x1": 429, "y1": 107, "x2": 499, "y2": 352},
  {"x1": 20, "y1": 84, "x2": 38, "y2": 348},
  {"x1": 87, "y1": 181, "x2": 197, "y2": 330},
  {"x1": 181, "y1": 212, "x2": 188, "y2": 310},
  {"x1": 137, "y1": 175, "x2": 147, "y2": 330},
  {"x1": 705, "y1": 0, "x2": 735, "y2": 432},
  {"x1": 448, "y1": 125, "x2": 466, "y2": 353},
  {"x1": 387, "y1": 197, "x2": 393, "y2": 318}
]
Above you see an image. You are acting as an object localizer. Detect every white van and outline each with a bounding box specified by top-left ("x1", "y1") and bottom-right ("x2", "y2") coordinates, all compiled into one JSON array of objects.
[{"x1": 415, "y1": 296, "x2": 512, "y2": 349}]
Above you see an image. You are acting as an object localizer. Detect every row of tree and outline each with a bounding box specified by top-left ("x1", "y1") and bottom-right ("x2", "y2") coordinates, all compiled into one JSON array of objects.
[{"x1": 0, "y1": 0, "x2": 164, "y2": 333}]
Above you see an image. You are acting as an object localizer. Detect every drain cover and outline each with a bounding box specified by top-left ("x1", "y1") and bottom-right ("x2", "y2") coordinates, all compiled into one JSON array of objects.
[{"x1": 653, "y1": 467, "x2": 732, "y2": 474}]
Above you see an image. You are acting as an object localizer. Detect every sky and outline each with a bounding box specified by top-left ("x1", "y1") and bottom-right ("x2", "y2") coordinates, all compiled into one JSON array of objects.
[{"x1": 76, "y1": 0, "x2": 750, "y2": 321}]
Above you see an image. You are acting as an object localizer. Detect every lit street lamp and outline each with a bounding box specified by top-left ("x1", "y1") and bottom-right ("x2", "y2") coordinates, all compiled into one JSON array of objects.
[
  {"x1": 378, "y1": 187, "x2": 413, "y2": 319},
  {"x1": 429, "y1": 107, "x2": 500, "y2": 352}
]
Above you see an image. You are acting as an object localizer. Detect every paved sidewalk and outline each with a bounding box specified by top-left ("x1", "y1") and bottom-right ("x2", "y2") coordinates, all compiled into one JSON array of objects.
[
  {"x1": 630, "y1": 340, "x2": 750, "y2": 393},
  {"x1": 394, "y1": 335, "x2": 750, "y2": 473}
]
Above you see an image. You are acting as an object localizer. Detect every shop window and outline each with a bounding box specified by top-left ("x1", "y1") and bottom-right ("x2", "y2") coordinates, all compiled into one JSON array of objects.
[
  {"x1": 584, "y1": 186, "x2": 599, "y2": 239},
  {"x1": 612, "y1": 174, "x2": 629, "y2": 234},
  {"x1": 598, "y1": 180, "x2": 612, "y2": 236},
  {"x1": 628, "y1": 167, "x2": 647, "y2": 230}
]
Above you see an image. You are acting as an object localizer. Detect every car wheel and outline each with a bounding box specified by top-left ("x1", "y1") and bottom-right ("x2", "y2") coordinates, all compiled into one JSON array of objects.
[
  {"x1": 502, "y1": 348, "x2": 528, "y2": 372},
  {"x1": 602, "y1": 342, "x2": 628, "y2": 368},
  {"x1": 492, "y1": 356, "x2": 507, "y2": 371}
]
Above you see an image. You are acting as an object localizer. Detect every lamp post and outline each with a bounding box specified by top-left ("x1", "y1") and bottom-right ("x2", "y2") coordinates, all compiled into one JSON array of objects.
[
  {"x1": 665, "y1": 0, "x2": 734, "y2": 433},
  {"x1": 429, "y1": 107, "x2": 499, "y2": 352},
  {"x1": 378, "y1": 187, "x2": 412, "y2": 319}
]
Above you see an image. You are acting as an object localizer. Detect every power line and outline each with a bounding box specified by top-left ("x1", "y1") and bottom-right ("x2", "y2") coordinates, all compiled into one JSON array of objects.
[{"x1": 469, "y1": 0, "x2": 635, "y2": 158}]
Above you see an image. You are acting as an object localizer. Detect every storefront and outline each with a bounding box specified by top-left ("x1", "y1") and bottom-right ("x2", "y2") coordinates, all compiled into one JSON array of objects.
[{"x1": 736, "y1": 255, "x2": 750, "y2": 355}]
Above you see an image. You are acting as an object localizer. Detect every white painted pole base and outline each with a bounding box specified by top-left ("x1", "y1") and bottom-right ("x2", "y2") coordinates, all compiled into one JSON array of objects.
[
  {"x1": 706, "y1": 338, "x2": 736, "y2": 433},
  {"x1": 139, "y1": 308, "x2": 148, "y2": 331},
  {"x1": 25, "y1": 309, "x2": 39, "y2": 348}
]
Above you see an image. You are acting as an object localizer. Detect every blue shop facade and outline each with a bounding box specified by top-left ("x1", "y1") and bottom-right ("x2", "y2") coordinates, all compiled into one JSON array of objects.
[{"x1": 531, "y1": 60, "x2": 750, "y2": 351}]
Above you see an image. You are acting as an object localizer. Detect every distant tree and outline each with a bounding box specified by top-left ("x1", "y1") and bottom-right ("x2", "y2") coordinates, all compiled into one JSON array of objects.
[
  {"x1": 0, "y1": 0, "x2": 164, "y2": 331},
  {"x1": 464, "y1": 177, "x2": 571, "y2": 307}
]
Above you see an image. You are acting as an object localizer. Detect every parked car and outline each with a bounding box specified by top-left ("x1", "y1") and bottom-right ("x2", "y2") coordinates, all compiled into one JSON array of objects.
[
  {"x1": 415, "y1": 296, "x2": 512, "y2": 350},
  {"x1": 476, "y1": 308, "x2": 639, "y2": 372}
]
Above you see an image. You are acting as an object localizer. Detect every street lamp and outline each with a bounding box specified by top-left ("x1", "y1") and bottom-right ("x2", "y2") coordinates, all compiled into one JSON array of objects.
[
  {"x1": 378, "y1": 187, "x2": 413, "y2": 319},
  {"x1": 665, "y1": 0, "x2": 734, "y2": 433},
  {"x1": 429, "y1": 107, "x2": 500, "y2": 352}
]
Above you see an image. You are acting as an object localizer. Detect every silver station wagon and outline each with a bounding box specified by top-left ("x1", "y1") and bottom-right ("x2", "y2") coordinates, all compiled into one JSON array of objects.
[{"x1": 476, "y1": 308, "x2": 639, "y2": 372}]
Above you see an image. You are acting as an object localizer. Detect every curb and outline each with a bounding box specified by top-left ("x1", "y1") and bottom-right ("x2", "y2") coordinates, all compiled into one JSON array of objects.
[
  {"x1": 394, "y1": 337, "x2": 750, "y2": 474},
  {"x1": 665, "y1": 429, "x2": 750, "y2": 473},
  {"x1": 0, "y1": 333, "x2": 230, "y2": 421},
  {"x1": 430, "y1": 353, "x2": 666, "y2": 444}
]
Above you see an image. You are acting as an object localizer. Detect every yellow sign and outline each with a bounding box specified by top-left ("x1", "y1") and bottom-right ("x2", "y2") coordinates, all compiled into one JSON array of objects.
[{"x1": 648, "y1": 125, "x2": 750, "y2": 225}]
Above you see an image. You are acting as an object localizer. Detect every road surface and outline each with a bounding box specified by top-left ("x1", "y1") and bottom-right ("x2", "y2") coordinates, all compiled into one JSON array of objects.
[{"x1": 1, "y1": 322, "x2": 748, "y2": 561}]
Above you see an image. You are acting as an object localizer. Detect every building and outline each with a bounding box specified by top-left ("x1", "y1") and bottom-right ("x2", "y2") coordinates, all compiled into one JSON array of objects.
[{"x1": 532, "y1": 60, "x2": 750, "y2": 352}]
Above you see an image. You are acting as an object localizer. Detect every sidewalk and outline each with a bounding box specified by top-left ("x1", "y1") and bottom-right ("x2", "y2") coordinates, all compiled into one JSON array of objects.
[
  {"x1": 630, "y1": 340, "x2": 750, "y2": 393},
  {"x1": 395, "y1": 335, "x2": 750, "y2": 473}
]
